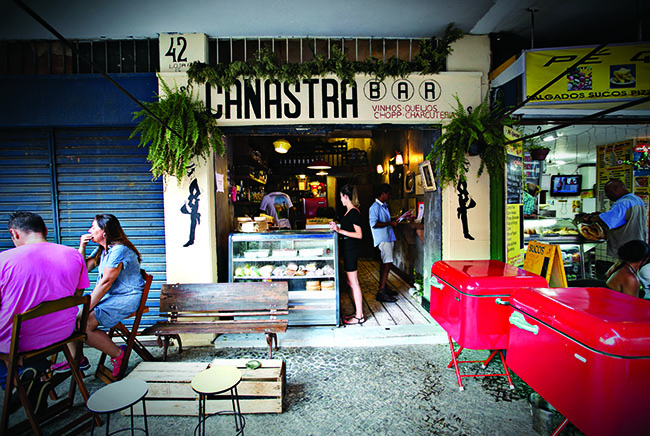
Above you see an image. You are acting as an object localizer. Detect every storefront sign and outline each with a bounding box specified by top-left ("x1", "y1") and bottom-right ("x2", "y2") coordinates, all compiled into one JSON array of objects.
[
  {"x1": 208, "y1": 73, "x2": 482, "y2": 126},
  {"x1": 525, "y1": 43, "x2": 650, "y2": 105}
]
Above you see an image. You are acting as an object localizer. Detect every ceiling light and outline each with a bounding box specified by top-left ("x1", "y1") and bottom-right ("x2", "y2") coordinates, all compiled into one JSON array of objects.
[
  {"x1": 307, "y1": 159, "x2": 331, "y2": 170},
  {"x1": 274, "y1": 138, "x2": 291, "y2": 153},
  {"x1": 316, "y1": 170, "x2": 328, "y2": 176}
]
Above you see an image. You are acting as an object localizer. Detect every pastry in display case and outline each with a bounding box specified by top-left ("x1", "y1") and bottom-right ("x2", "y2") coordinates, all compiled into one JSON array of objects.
[
  {"x1": 523, "y1": 218, "x2": 580, "y2": 238},
  {"x1": 228, "y1": 231, "x2": 339, "y2": 326}
]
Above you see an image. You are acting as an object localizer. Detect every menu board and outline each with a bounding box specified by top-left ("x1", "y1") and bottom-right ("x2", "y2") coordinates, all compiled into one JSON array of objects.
[
  {"x1": 506, "y1": 204, "x2": 525, "y2": 267},
  {"x1": 596, "y1": 140, "x2": 633, "y2": 191},
  {"x1": 506, "y1": 153, "x2": 524, "y2": 205},
  {"x1": 635, "y1": 176, "x2": 650, "y2": 195}
]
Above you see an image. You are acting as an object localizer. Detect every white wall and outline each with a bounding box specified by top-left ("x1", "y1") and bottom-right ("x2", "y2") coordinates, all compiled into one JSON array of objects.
[
  {"x1": 447, "y1": 35, "x2": 492, "y2": 99},
  {"x1": 441, "y1": 35, "x2": 491, "y2": 260},
  {"x1": 159, "y1": 72, "x2": 218, "y2": 284}
]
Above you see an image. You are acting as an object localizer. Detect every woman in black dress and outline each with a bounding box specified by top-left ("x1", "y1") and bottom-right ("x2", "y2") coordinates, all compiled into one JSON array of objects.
[{"x1": 329, "y1": 184, "x2": 364, "y2": 325}]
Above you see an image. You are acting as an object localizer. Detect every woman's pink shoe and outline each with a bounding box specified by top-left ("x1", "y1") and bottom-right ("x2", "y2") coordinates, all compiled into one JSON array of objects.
[{"x1": 110, "y1": 345, "x2": 127, "y2": 378}]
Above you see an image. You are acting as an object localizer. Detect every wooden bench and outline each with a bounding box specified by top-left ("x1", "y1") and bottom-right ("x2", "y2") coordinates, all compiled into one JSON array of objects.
[{"x1": 141, "y1": 281, "x2": 289, "y2": 360}]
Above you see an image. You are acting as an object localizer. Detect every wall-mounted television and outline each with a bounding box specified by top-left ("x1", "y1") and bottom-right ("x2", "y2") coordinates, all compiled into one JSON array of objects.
[{"x1": 550, "y1": 175, "x2": 582, "y2": 197}]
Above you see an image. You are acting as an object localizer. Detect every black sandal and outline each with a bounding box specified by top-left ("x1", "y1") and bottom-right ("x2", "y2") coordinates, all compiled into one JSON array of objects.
[{"x1": 343, "y1": 315, "x2": 365, "y2": 326}]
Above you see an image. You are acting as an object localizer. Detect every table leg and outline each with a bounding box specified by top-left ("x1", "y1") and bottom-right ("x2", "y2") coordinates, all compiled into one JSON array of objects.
[
  {"x1": 498, "y1": 351, "x2": 515, "y2": 389},
  {"x1": 231, "y1": 386, "x2": 245, "y2": 435},
  {"x1": 550, "y1": 418, "x2": 569, "y2": 436},
  {"x1": 200, "y1": 394, "x2": 206, "y2": 436},
  {"x1": 142, "y1": 399, "x2": 149, "y2": 436},
  {"x1": 447, "y1": 335, "x2": 464, "y2": 391}
]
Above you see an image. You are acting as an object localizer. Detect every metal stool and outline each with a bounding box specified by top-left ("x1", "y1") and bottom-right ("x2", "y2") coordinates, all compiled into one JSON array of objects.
[
  {"x1": 87, "y1": 379, "x2": 149, "y2": 436},
  {"x1": 191, "y1": 366, "x2": 245, "y2": 436}
]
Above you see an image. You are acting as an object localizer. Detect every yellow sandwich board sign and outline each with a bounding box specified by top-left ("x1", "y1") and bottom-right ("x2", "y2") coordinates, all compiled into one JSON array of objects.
[{"x1": 523, "y1": 240, "x2": 568, "y2": 287}]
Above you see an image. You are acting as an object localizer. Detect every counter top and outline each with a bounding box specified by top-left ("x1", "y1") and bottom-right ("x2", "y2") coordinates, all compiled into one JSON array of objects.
[
  {"x1": 524, "y1": 235, "x2": 604, "y2": 245},
  {"x1": 397, "y1": 222, "x2": 424, "y2": 244}
]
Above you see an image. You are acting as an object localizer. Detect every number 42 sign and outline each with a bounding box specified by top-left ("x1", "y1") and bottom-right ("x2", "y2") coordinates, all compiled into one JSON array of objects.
[{"x1": 159, "y1": 33, "x2": 208, "y2": 73}]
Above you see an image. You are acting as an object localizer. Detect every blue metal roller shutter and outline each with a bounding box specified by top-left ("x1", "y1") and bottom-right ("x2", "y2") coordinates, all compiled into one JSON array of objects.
[
  {"x1": 54, "y1": 127, "x2": 166, "y2": 329},
  {"x1": 0, "y1": 130, "x2": 57, "y2": 251}
]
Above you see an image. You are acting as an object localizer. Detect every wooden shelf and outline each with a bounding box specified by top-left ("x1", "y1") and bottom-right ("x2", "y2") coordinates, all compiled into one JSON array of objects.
[{"x1": 234, "y1": 175, "x2": 266, "y2": 184}]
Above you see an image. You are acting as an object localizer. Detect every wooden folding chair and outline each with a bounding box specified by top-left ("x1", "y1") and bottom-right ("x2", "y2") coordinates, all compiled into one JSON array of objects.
[
  {"x1": 95, "y1": 269, "x2": 156, "y2": 384},
  {"x1": 0, "y1": 295, "x2": 101, "y2": 436}
]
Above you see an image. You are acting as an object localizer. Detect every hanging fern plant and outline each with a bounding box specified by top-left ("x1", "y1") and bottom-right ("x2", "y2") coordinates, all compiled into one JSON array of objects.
[
  {"x1": 186, "y1": 23, "x2": 464, "y2": 88},
  {"x1": 130, "y1": 77, "x2": 225, "y2": 182},
  {"x1": 426, "y1": 94, "x2": 514, "y2": 189}
]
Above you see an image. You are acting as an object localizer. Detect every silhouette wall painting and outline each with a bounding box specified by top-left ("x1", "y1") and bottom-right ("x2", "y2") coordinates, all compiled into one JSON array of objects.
[
  {"x1": 181, "y1": 178, "x2": 201, "y2": 247},
  {"x1": 456, "y1": 180, "x2": 476, "y2": 240}
]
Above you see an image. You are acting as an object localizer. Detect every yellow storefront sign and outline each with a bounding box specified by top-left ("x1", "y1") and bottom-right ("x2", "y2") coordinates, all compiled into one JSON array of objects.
[
  {"x1": 523, "y1": 240, "x2": 567, "y2": 287},
  {"x1": 525, "y1": 43, "x2": 650, "y2": 104}
]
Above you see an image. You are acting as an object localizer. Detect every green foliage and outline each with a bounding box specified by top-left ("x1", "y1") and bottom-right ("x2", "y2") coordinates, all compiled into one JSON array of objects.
[
  {"x1": 524, "y1": 136, "x2": 550, "y2": 151},
  {"x1": 186, "y1": 23, "x2": 464, "y2": 88},
  {"x1": 426, "y1": 94, "x2": 514, "y2": 189},
  {"x1": 130, "y1": 77, "x2": 225, "y2": 183}
]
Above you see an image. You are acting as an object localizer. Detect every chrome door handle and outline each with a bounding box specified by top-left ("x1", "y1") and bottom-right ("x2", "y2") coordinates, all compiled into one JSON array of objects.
[{"x1": 509, "y1": 312, "x2": 539, "y2": 335}]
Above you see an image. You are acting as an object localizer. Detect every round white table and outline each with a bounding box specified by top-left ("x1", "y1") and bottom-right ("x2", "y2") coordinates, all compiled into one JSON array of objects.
[
  {"x1": 191, "y1": 366, "x2": 245, "y2": 436},
  {"x1": 87, "y1": 378, "x2": 149, "y2": 436}
]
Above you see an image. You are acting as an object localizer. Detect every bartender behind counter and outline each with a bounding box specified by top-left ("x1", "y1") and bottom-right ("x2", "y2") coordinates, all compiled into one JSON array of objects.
[
  {"x1": 576, "y1": 179, "x2": 647, "y2": 260},
  {"x1": 260, "y1": 178, "x2": 295, "y2": 230}
]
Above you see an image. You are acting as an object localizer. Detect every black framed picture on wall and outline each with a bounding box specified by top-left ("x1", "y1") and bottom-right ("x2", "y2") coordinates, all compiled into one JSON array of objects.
[{"x1": 418, "y1": 161, "x2": 437, "y2": 192}]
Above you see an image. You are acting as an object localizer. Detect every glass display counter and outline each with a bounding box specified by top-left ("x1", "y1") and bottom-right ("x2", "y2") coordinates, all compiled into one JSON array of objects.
[
  {"x1": 228, "y1": 231, "x2": 339, "y2": 326},
  {"x1": 523, "y1": 218, "x2": 602, "y2": 281}
]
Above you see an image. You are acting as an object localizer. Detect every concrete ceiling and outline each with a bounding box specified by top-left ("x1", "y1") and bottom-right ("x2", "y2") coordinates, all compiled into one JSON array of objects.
[
  {"x1": 2, "y1": 0, "x2": 648, "y2": 49},
  {"x1": 521, "y1": 124, "x2": 650, "y2": 166},
  {"x1": 2, "y1": 0, "x2": 648, "y2": 165}
]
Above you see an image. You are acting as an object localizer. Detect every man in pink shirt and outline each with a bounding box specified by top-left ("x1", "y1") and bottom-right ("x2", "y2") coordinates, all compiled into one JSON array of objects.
[{"x1": 0, "y1": 211, "x2": 89, "y2": 414}]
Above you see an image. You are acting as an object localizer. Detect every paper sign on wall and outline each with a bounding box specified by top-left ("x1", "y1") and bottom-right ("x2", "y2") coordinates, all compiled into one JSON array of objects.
[{"x1": 523, "y1": 240, "x2": 568, "y2": 287}]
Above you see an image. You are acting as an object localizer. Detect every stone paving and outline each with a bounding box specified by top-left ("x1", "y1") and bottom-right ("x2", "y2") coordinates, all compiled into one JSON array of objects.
[{"x1": 4, "y1": 344, "x2": 585, "y2": 436}]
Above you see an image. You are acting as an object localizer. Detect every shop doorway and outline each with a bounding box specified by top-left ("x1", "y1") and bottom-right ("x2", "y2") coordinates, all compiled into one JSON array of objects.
[{"x1": 216, "y1": 126, "x2": 439, "y2": 284}]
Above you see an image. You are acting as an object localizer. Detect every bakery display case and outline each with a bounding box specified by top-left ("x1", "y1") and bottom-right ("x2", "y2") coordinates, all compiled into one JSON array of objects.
[
  {"x1": 228, "y1": 231, "x2": 339, "y2": 326},
  {"x1": 523, "y1": 218, "x2": 602, "y2": 281}
]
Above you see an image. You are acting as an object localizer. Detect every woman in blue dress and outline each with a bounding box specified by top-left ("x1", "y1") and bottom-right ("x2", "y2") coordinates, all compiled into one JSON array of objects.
[{"x1": 51, "y1": 214, "x2": 144, "y2": 377}]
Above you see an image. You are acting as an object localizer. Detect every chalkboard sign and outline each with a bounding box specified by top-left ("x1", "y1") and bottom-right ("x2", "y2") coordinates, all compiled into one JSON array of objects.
[{"x1": 506, "y1": 153, "x2": 524, "y2": 205}]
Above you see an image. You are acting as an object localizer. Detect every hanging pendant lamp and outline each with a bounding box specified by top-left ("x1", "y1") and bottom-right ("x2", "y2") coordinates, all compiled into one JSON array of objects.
[
  {"x1": 274, "y1": 138, "x2": 291, "y2": 153},
  {"x1": 307, "y1": 159, "x2": 331, "y2": 170}
]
